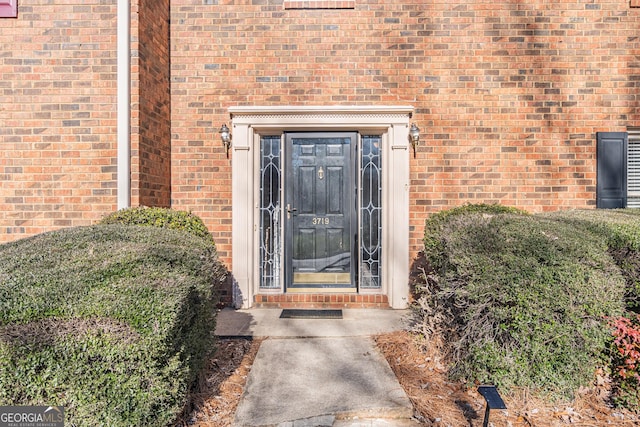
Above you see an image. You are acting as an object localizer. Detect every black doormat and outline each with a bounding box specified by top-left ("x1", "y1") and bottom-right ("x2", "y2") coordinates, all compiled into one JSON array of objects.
[{"x1": 279, "y1": 309, "x2": 343, "y2": 319}]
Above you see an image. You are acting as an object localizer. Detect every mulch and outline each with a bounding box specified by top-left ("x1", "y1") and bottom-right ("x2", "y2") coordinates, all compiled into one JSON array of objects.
[
  {"x1": 177, "y1": 337, "x2": 262, "y2": 427},
  {"x1": 375, "y1": 330, "x2": 640, "y2": 427}
]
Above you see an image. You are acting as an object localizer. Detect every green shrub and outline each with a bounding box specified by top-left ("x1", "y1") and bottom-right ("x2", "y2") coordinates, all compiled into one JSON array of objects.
[
  {"x1": 424, "y1": 203, "x2": 529, "y2": 273},
  {"x1": 100, "y1": 206, "x2": 214, "y2": 245},
  {"x1": 419, "y1": 206, "x2": 625, "y2": 399},
  {"x1": 0, "y1": 225, "x2": 225, "y2": 426},
  {"x1": 544, "y1": 209, "x2": 640, "y2": 311}
]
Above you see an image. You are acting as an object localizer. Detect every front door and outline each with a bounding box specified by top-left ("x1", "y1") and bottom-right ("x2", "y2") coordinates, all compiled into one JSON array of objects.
[{"x1": 284, "y1": 132, "x2": 357, "y2": 291}]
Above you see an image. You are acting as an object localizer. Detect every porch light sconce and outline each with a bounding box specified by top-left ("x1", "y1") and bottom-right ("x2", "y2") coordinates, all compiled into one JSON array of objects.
[
  {"x1": 219, "y1": 123, "x2": 232, "y2": 158},
  {"x1": 478, "y1": 385, "x2": 507, "y2": 427},
  {"x1": 409, "y1": 122, "x2": 420, "y2": 157}
]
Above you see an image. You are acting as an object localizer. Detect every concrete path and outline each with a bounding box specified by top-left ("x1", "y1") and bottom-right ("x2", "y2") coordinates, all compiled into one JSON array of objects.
[{"x1": 215, "y1": 308, "x2": 420, "y2": 427}]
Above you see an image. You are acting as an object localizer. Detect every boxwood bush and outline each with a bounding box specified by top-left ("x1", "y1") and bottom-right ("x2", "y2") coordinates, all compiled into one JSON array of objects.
[
  {"x1": 0, "y1": 224, "x2": 225, "y2": 426},
  {"x1": 424, "y1": 204, "x2": 530, "y2": 273},
  {"x1": 417, "y1": 205, "x2": 626, "y2": 399},
  {"x1": 542, "y1": 210, "x2": 640, "y2": 408},
  {"x1": 543, "y1": 209, "x2": 640, "y2": 311},
  {"x1": 100, "y1": 206, "x2": 214, "y2": 245}
]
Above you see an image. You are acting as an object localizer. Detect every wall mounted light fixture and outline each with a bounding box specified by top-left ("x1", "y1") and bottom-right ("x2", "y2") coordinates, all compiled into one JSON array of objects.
[
  {"x1": 219, "y1": 124, "x2": 232, "y2": 158},
  {"x1": 409, "y1": 122, "x2": 420, "y2": 157}
]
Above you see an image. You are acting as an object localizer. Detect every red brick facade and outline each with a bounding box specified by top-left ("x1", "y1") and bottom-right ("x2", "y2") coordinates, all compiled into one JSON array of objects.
[
  {"x1": 2, "y1": 0, "x2": 640, "y2": 270},
  {"x1": 0, "y1": 1, "x2": 118, "y2": 242},
  {"x1": 0, "y1": 0, "x2": 171, "y2": 243},
  {"x1": 170, "y1": 0, "x2": 640, "y2": 263},
  {"x1": 132, "y1": 0, "x2": 171, "y2": 208}
]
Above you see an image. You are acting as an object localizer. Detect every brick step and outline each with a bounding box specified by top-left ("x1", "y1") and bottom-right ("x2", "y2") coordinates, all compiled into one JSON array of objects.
[{"x1": 254, "y1": 293, "x2": 389, "y2": 309}]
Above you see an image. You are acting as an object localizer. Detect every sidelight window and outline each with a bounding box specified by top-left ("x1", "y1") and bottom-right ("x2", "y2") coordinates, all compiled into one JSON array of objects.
[
  {"x1": 360, "y1": 136, "x2": 382, "y2": 289},
  {"x1": 259, "y1": 135, "x2": 282, "y2": 289}
]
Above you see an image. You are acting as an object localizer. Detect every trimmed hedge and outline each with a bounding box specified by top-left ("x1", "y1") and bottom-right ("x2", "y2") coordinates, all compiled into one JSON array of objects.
[
  {"x1": 424, "y1": 203, "x2": 530, "y2": 273},
  {"x1": 418, "y1": 206, "x2": 626, "y2": 399},
  {"x1": 100, "y1": 206, "x2": 214, "y2": 245},
  {"x1": 0, "y1": 224, "x2": 225, "y2": 426},
  {"x1": 543, "y1": 209, "x2": 640, "y2": 311}
]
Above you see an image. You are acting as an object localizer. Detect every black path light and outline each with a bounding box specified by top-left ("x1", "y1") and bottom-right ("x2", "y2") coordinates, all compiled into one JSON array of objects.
[
  {"x1": 219, "y1": 123, "x2": 232, "y2": 158},
  {"x1": 478, "y1": 385, "x2": 507, "y2": 427}
]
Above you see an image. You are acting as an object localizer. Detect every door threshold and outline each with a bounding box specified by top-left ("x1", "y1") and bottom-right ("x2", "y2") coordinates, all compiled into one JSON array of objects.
[{"x1": 287, "y1": 287, "x2": 357, "y2": 293}]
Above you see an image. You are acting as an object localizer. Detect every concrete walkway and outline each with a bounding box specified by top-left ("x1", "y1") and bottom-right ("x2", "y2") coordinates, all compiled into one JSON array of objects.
[{"x1": 215, "y1": 308, "x2": 420, "y2": 427}]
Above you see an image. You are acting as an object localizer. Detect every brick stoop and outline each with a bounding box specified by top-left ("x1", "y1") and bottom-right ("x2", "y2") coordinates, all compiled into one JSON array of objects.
[{"x1": 254, "y1": 294, "x2": 390, "y2": 309}]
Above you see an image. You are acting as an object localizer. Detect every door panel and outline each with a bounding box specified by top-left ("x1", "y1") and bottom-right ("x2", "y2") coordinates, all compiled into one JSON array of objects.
[{"x1": 285, "y1": 133, "x2": 356, "y2": 290}]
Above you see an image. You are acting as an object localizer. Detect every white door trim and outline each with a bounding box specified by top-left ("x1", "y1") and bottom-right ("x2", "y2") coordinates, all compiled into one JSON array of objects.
[{"x1": 230, "y1": 106, "x2": 412, "y2": 309}]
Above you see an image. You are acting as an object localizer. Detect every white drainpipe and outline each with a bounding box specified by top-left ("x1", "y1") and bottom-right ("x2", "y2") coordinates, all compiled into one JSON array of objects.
[{"x1": 117, "y1": 0, "x2": 131, "y2": 210}]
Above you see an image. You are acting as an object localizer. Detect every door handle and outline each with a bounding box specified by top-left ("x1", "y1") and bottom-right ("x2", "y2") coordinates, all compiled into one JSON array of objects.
[{"x1": 286, "y1": 204, "x2": 297, "y2": 219}]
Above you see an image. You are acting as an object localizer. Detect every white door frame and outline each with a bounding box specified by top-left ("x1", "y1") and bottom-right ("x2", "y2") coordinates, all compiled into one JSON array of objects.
[{"x1": 229, "y1": 106, "x2": 412, "y2": 309}]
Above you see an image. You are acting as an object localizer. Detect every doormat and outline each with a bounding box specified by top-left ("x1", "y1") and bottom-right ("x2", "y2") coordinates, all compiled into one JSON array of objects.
[{"x1": 279, "y1": 309, "x2": 343, "y2": 319}]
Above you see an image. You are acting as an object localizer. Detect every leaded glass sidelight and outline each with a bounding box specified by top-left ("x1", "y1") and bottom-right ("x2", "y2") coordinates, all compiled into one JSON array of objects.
[
  {"x1": 259, "y1": 136, "x2": 282, "y2": 289},
  {"x1": 360, "y1": 136, "x2": 382, "y2": 289}
]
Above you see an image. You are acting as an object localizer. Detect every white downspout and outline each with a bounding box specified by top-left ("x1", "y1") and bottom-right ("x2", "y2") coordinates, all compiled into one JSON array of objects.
[{"x1": 117, "y1": 0, "x2": 131, "y2": 210}]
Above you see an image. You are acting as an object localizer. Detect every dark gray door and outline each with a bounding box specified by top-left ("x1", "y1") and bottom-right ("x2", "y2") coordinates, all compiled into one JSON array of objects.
[{"x1": 285, "y1": 132, "x2": 356, "y2": 290}]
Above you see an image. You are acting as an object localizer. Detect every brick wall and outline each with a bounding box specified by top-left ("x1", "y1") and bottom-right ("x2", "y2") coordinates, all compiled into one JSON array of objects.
[
  {"x1": 409, "y1": 0, "x2": 640, "y2": 253},
  {"x1": 3, "y1": 0, "x2": 639, "y2": 267},
  {"x1": 0, "y1": 0, "x2": 172, "y2": 244},
  {"x1": 171, "y1": 2, "x2": 233, "y2": 263},
  {"x1": 170, "y1": 0, "x2": 640, "y2": 264},
  {"x1": 0, "y1": 0, "x2": 118, "y2": 243},
  {"x1": 131, "y1": 0, "x2": 171, "y2": 208}
]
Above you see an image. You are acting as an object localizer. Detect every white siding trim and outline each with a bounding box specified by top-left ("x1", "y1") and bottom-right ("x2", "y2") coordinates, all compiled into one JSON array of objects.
[{"x1": 117, "y1": 0, "x2": 131, "y2": 210}]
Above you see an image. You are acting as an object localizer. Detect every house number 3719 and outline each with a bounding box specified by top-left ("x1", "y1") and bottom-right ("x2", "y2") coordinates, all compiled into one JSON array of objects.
[{"x1": 312, "y1": 217, "x2": 329, "y2": 225}]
